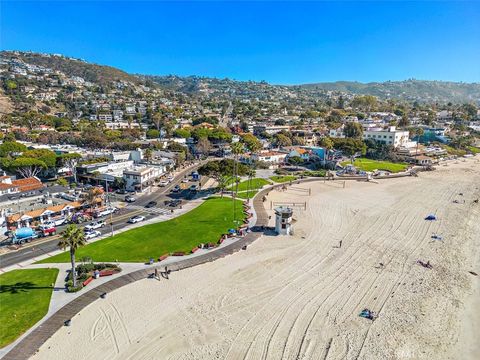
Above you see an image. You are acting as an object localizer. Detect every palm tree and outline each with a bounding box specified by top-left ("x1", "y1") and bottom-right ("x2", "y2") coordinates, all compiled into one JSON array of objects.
[
  {"x1": 231, "y1": 142, "x2": 244, "y2": 224},
  {"x1": 84, "y1": 187, "x2": 103, "y2": 210},
  {"x1": 58, "y1": 224, "x2": 86, "y2": 288}
]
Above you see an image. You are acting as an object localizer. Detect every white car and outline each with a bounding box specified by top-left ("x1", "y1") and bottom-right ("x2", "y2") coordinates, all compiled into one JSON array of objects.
[
  {"x1": 181, "y1": 178, "x2": 189, "y2": 183},
  {"x1": 128, "y1": 215, "x2": 146, "y2": 224},
  {"x1": 85, "y1": 220, "x2": 106, "y2": 231},
  {"x1": 84, "y1": 230, "x2": 101, "y2": 240},
  {"x1": 167, "y1": 175, "x2": 174, "y2": 181},
  {"x1": 158, "y1": 180, "x2": 169, "y2": 187}
]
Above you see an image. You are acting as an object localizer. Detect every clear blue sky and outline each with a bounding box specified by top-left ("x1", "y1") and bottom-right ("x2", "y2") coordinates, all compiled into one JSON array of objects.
[{"x1": 2, "y1": 1, "x2": 479, "y2": 84}]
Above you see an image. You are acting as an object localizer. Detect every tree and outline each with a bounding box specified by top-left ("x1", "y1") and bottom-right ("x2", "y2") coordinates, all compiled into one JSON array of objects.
[
  {"x1": 0, "y1": 141, "x2": 27, "y2": 157},
  {"x1": 174, "y1": 128, "x2": 191, "y2": 139},
  {"x1": 196, "y1": 137, "x2": 212, "y2": 156},
  {"x1": 288, "y1": 156, "x2": 303, "y2": 169},
  {"x1": 198, "y1": 159, "x2": 248, "y2": 197},
  {"x1": 231, "y1": 142, "x2": 245, "y2": 204},
  {"x1": 344, "y1": 122, "x2": 364, "y2": 139},
  {"x1": 318, "y1": 137, "x2": 334, "y2": 150},
  {"x1": 241, "y1": 133, "x2": 262, "y2": 153},
  {"x1": 398, "y1": 113, "x2": 410, "y2": 128},
  {"x1": 59, "y1": 153, "x2": 81, "y2": 183},
  {"x1": 143, "y1": 148, "x2": 153, "y2": 162},
  {"x1": 84, "y1": 187, "x2": 103, "y2": 210},
  {"x1": 332, "y1": 138, "x2": 366, "y2": 157},
  {"x1": 23, "y1": 149, "x2": 57, "y2": 168},
  {"x1": 146, "y1": 129, "x2": 160, "y2": 139},
  {"x1": 58, "y1": 224, "x2": 86, "y2": 288},
  {"x1": 274, "y1": 133, "x2": 292, "y2": 148},
  {"x1": 10, "y1": 157, "x2": 47, "y2": 178}
]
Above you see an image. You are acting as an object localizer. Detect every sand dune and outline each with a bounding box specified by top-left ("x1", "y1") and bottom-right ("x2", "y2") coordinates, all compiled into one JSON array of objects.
[{"x1": 31, "y1": 160, "x2": 480, "y2": 360}]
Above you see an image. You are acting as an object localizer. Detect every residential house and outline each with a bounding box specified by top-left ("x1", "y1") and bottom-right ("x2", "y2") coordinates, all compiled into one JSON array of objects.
[{"x1": 363, "y1": 126, "x2": 412, "y2": 148}]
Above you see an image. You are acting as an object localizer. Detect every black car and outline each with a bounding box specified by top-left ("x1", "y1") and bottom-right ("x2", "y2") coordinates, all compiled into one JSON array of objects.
[
  {"x1": 169, "y1": 199, "x2": 182, "y2": 207},
  {"x1": 145, "y1": 201, "x2": 157, "y2": 208}
]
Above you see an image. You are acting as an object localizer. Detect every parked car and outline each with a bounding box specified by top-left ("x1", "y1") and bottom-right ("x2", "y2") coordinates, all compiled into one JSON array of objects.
[
  {"x1": 145, "y1": 201, "x2": 157, "y2": 208},
  {"x1": 84, "y1": 230, "x2": 101, "y2": 240},
  {"x1": 85, "y1": 220, "x2": 106, "y2": 231},
  {"x1": 171, "y1": 185, "x2": 181, "y2": 193},
  {"x1": 181, "y1": 178, "x2": 189, "y2": 183},
  {"x1": 189, "y1": 184, "x2": 198, "y2": 192},
  {"x1": 128, "y1": 215, "x2": 146, "y2": 224},
  {"x1": 158, "y1": 180, "x2": 169, "y2": 187},
  {"x1": 167, "y1": 175, "x2": 174, "y2": 182},
  {"x1": 125, "y1": 195, "x2": 136, "y2": 203},
  {"x1": 47, "y1": 217, "x2": 67, "y2": 226},
  {"x1": 169, "y1": 199, "x2": 182, "y2": 207},
  {"x1": 116, "y1": 189, "x2": 127, "y2": 194}
]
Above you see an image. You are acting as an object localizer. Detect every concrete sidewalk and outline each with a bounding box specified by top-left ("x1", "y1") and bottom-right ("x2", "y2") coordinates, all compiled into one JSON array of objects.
[{"x1": 0, "y1": 196, "x2": 257, "y2": 359}]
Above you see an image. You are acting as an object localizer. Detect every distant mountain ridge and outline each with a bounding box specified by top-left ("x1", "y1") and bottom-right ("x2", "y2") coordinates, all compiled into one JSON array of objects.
[
  {"x1": 294, "y1": 80, "x2": 480, "y2": 103},
  {"x1": 2, "y1": 51, "x2": 480, "y2": 103}
]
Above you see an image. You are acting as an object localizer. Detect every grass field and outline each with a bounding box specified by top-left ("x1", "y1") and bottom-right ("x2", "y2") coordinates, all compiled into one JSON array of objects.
[
  {"x1": 0, "y1": 268, "x2": 59, "y2": 347},
  {"x1": 341, "y1": 158, "x2": 408, "y2": 173},
  {"x1": 442, "y1": 145, "x2": 467, "y2": 157},
  {"x1": 39, "y1": 198, "x2": 245, "y2": 263},
  {"x1": 229, "y1": 178, "x2": 271, "y2": 192},
  {"x1": 270, "y1": 175, "x2": 297, "y2": 183},
  {"x1": 236, "y1": 190, "x2": 258, "y2": 199},
  {"x1": 467, "y1": 146, "x2": 480, "y2": 154}
]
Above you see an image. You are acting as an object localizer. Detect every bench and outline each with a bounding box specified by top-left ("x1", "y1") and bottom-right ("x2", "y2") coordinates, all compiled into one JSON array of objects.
[
  {"x1": 82, "y1": 276, "x2": 93, "y2": 286},
  {"x1": 158, "y1": 254, "x2": 169, "y2": 261},
  {"x1": 99, "y1": 270, "x2": 115, "y2": 277}
]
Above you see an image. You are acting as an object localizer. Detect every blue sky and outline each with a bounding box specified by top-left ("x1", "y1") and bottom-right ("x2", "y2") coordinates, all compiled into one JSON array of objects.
[{"x1": 2, "y1": 1, "x2": 480, "y2": 84}]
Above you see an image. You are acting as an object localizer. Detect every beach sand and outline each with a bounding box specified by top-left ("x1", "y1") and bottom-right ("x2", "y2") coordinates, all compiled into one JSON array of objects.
[{"x1": 30, "y1": 160, "x2": 480, "y2": 360}]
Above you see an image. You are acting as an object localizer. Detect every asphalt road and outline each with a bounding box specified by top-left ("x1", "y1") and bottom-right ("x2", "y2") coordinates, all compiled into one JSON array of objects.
[{"x1": 0, "y1": 162, "x2": 209, "y2": 269}]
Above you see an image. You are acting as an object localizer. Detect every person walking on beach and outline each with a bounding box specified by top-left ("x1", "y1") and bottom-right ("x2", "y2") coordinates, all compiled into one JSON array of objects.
[{"x1": 339, "y1": 240, "x2": 343, "y2": 248}]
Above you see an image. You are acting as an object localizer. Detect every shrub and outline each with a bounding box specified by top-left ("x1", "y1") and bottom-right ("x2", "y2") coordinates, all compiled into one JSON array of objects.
[{"x1": 67, "y1": 285, "x2": 83, "y2": 293}]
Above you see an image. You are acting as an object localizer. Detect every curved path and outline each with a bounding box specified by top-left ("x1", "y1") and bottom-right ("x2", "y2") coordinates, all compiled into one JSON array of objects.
[
  {"x1": 2, "y1": 174, "x2": 413, "y2": 360},
  {"x1": 2, "y1": 186, "x2": 272, "y2": 360}
]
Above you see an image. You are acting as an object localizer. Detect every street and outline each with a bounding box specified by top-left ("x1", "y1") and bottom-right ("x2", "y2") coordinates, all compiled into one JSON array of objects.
[{"x1": 0, "y1": 162, "x2": 209, "y2": 269}]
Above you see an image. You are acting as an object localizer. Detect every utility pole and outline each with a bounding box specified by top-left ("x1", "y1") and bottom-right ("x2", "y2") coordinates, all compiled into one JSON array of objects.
[{"x1": 105, "y1": 179, "x2": 114, "y2": 237}]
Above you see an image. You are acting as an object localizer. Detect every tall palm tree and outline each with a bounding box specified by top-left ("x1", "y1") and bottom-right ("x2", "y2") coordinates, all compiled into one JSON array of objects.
[
  {"x1": 231, "y1": 142, "x2": 244, "y2": 223},
  {"x1": 58, "y1": 224, "x2": 86, "y2": 288}
]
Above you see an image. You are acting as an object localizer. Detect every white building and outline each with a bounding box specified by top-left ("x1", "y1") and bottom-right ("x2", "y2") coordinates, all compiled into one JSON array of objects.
[
  {"x1": 329, "y1": 124, "x2": 345, "y2": 138},
  {"x1": 363, "y1": 126, "x2": 411, "y2": 148},
  {"x1": 98, "y1": 113, "x2": 113, "y2": 122},
  {"x1": 123, "y1": 166, "x2": 164, "y2": 192}
]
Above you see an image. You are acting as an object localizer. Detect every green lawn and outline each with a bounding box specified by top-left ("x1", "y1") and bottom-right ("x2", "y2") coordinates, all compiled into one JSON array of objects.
[
  {"x1": 341, "y1": 158, "x2": 408, "y2": 173},
  {"x1": 467, "y1": 146, "x2": 480, "y2": 154},
  {"x1": 229, "y1": 178, "x2": 271, "y2": 192},
  {"x1": 39, "y1": 198, "x2": 245, "y2": 263},
  {"x1": 442, "y1": 145, "x2": 467, "y2": 157},
  {"x1": 270, "y1": 175, "x2": 297, "y2": 183},
  {"x1": 0, "y1": 268, "x2": 59, "y2": 347},
  {"x1": 236, "y1": 190, "x2": 258, "y2": 199}
]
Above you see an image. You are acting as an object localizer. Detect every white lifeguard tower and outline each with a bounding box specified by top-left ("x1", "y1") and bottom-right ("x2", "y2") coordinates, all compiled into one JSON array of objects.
[{"x1": 274, "y1": 206, "x2": 293, "y2": 235}]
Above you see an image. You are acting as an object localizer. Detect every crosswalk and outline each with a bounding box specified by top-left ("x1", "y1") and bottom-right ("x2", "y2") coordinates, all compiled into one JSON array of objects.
[{"x1": 126, "y1": 205, "x2": 171, "y2": 216}]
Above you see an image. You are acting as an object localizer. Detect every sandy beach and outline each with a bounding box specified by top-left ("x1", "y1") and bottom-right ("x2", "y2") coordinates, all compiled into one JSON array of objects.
[{"x1": 30, "y1": 160, "x2": 480, "y2": 360}]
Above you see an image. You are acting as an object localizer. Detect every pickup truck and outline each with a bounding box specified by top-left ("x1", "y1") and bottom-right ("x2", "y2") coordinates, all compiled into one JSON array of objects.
[
  {"x1": 37, "y1": 224, "x2": 57, "y2": 237},
  {"x1": 94, "y1": 207, "x2": 117, "y2": 218},
  {"x1": 85, "y1": 220, "x2": 106, "y2": 231}
]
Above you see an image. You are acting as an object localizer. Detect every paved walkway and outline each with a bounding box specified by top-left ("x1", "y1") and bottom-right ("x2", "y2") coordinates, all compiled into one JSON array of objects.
[
  {"x1": 0, "y1": 190, "x2": 265, "y2": 360},
  {"x1": 1, "y1": 172, "x2": 417, "y2": 360}
]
